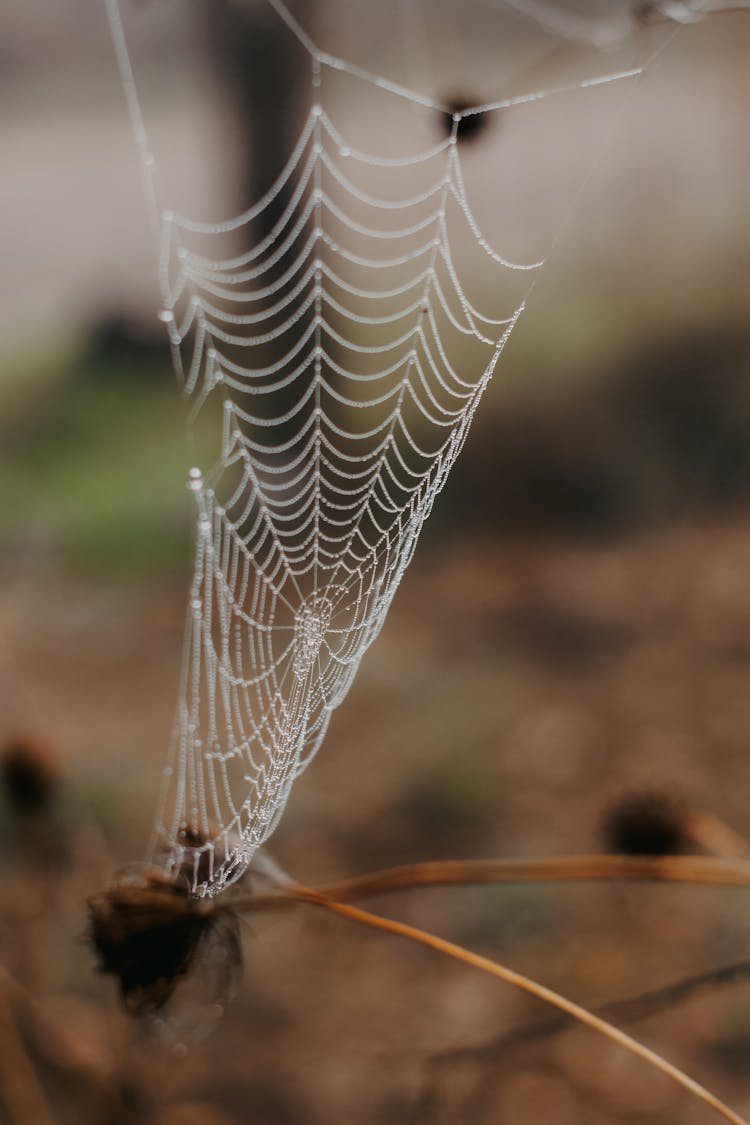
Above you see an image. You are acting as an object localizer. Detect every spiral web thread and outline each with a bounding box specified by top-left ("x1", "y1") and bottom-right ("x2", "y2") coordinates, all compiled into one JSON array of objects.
[{"x1": 107, "y1": 0, "x2": 654, "y2": 895}]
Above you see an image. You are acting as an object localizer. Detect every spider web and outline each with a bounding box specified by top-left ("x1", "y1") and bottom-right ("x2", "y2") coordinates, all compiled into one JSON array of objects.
[{"x1": 106, "y1": 0, "x2": 681, "y2": 895}]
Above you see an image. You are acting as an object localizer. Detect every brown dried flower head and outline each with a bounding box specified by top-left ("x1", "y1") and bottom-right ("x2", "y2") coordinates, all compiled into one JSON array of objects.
[
  {"x1": 87, "y1": 867, "x2": 241, "y2": 1016},
  {"x1": 440, "y1": 96, "x2": 491, "y2": 145},
  {"x1": 601, "y1": 789, "x2": 691, "y2": 857},
  {"x1": 1, "y1": 735, "x2": 61, "y2": 816}
]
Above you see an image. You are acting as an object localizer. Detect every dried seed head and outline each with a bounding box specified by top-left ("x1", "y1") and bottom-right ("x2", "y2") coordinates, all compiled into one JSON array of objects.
[
  {"x1": 165, "y1": 823, "x2": 240, "y2": 893},
  {"x1": 632, "y1": 1, "x2": 659, "y2": 22},
  {"x1": 86, "y1": 868, "x2": 241, "y2": 1016},
  {"x1": 601, "y1": 790, "x2": 691, "y2": 857},
  {"x1": 175, "y1": 824, "x2": 217, "y2": 890},
  {"x1": 0, "y1": 735, "x2": 61, "y2": 816},
  {"x1": 439, "y1": 97, "x2": 491, "y2": 144},
  {"x1": 632, "y1": 1, "x2": 673, "y2": 25}
]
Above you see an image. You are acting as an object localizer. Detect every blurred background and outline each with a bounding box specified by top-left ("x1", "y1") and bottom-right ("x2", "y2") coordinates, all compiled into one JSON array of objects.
[{"x1": 1, "y1": 1, "x2": 750, "y2": 1122}]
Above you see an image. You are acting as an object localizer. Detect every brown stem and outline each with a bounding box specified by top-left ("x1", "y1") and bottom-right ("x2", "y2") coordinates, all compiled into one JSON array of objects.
[
  {"x1": 688, "y1": 811, "x2": 750, "y2": 859},
  {"x1": 226, "y1": 853, "x2": 750, "y2": 914},
  {"x1": 433, "y1": 958, "x2": 750, "y2": 1065}
]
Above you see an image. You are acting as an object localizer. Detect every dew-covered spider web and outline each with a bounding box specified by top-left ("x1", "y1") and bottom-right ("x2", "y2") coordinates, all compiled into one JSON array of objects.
[{"x1": 106, "y1": 0, "x2": 698, "y2": 895}]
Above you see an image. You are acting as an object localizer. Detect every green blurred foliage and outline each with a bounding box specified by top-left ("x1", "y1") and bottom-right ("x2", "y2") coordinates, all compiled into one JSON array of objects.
[{"x1": 0, "y1": 336, "x2": 206, "y2": 573}]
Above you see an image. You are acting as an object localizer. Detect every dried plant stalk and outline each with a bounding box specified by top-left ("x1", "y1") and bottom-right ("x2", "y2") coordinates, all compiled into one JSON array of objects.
[{"x1": 232, "y1": 852, "x2": 750, "y2": 913}]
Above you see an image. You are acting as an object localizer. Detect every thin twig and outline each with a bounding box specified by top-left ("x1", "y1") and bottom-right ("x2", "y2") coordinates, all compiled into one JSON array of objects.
[{"x1": 227, "y1": 853, "x2": 750, "y2": 914}]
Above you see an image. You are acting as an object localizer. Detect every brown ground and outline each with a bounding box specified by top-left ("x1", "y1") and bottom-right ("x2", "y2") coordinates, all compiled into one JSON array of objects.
[{"x1": 2, "y1": 518, "x2": 750, "y2": 1124}]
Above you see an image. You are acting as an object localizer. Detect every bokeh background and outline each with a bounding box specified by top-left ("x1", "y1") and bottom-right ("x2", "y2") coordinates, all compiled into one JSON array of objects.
[{"x1": 1, "y1": 1, "x2": 750, "y2": 1122}]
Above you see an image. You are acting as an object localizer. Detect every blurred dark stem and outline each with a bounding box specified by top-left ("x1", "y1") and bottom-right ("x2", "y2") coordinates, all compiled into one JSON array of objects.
[
  {"x1": 0, "y1": 967, "x2": 133, "y2": 1124},
  {"x1": 0, "y1": 976, "x2": 55, "y2": 1125},
  {"x1": 203, "y1": 0, "x2": 312, "y2": 241},
  {"x1": 429, "y1": 957, "x2": 750, "y2": 1070}
]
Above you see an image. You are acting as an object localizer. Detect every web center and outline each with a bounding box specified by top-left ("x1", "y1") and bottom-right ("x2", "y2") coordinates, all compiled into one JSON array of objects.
[{"x1": 293, "y1": 595, "x2": 333, "y2": 681}]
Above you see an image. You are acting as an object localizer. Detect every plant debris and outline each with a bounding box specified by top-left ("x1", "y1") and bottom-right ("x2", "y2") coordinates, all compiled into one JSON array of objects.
[{"x1": 87, "y1": 868, "x2": 240, "y2": 1016}]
